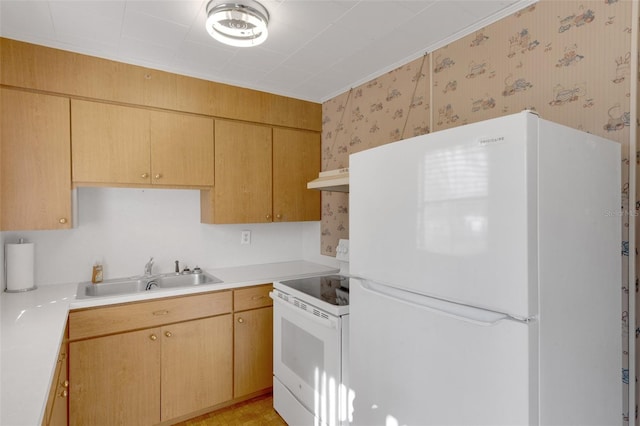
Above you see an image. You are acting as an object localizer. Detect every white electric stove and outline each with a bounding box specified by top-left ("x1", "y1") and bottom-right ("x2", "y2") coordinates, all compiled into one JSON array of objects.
[{"x1": 271, "y1": 239, "x2": 351, "y2": 426}]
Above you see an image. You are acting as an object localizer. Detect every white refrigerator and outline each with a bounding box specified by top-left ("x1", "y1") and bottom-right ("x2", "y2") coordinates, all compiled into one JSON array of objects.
[{"x1": 348, "y1": 111, "x2": 622, "y2": 425}]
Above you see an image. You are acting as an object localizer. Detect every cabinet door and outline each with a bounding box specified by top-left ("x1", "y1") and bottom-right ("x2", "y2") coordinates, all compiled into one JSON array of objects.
[
  {"x1": 1, "y1": 88, "x2": 72, "y2": 230},
  {"x1": 50, "y1": 345, "x2": 68, "y2": 426},
  {"x1": 273, "y1": 128, "x2": 321, "y2": 222},
  {"x1": 69, "y1": 328, "x2": 161, "y2": 426},
  {"x1": 234, "y1": 306, "x2": 273, "y2": 397},
  {"x1": 43, "y1": 341, "x2": 68, "y2": 426},
  {"x1": 213, "y1": 120, "x2": 272, "y2": 223},
  {"x1": 71, "y1": 100, "x2": 151, "y2": 185},
  {"x1": 149, "y1": 110, "x2": 214, "y2": 186},
  {"x1": 161, "y1": 315, "x2": 233, "y2": 421}
]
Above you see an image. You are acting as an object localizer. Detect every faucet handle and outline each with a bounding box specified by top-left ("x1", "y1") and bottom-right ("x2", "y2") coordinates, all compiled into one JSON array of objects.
[
  {"x1": 144, "y1": 257, "x2": 154, "y2": 276},
  {"x1": 175, "y1": 260, "x2": 180, "y2": 273}
]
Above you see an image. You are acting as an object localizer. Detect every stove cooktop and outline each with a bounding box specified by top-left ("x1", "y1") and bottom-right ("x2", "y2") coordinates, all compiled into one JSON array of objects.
[{"x1": 276, "y1": 274, "x2": 349, "y2": 307}]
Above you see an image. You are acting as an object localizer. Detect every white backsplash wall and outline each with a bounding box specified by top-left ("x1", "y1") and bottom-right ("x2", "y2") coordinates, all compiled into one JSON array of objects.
[{"x1": 1, "y1": 187, "x2": 336, "y2": 287}]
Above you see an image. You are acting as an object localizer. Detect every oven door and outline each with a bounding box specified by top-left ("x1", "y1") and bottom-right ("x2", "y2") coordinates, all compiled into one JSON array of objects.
[{"x1": 272, "y1": 291, "x2": 343, "y2": 426}]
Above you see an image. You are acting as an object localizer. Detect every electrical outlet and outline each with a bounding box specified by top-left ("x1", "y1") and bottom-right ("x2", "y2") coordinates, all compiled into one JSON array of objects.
[{"x1": 241, "y1": 230, "x2": 251, "y2": 245}]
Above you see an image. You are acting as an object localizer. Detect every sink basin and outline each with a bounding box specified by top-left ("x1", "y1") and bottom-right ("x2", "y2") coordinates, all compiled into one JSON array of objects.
[
  {"x1": 155, "y1": 272, "x2": 221, "y2": 288},
  {"x1": 77, "y1": 271, "x2": 223, "y2": 299}
]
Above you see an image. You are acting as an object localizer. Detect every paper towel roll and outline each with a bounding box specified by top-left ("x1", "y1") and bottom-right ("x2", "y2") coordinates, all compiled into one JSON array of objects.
[{"x1": 5, "y1": 242, "x2": 36, "y2": 292}]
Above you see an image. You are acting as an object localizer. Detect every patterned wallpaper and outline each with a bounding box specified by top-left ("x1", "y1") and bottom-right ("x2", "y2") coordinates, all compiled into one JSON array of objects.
[
  {"x1": 322, "y1": 0, "x2": 634, "y2": 422},
  {"x1": 321, "y1": 55, "x2": 431, "y2": 254}
]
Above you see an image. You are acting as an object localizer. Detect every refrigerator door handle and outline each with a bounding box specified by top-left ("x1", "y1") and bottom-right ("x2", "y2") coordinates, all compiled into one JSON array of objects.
[{"x1": 358, "y1": 279, "x2": 528, "y2": 326}]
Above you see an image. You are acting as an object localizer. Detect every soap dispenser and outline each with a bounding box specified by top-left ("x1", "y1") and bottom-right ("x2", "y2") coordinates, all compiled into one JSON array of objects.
[{"x1": 91, "y1": 261, "x2": 103, "y2": 284}]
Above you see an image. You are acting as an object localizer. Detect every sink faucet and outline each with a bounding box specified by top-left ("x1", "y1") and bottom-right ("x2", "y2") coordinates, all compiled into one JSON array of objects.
[{"x1": 144, "y1": 257, "x2": 154, "y2": 276}]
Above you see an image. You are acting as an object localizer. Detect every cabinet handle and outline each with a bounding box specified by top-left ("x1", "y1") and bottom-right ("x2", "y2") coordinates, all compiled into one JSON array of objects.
[
  {"x1": 58, "y1": 218, "x2": 67, "y2": 224},
  {"x1": 152, "y1": 310, "x2": 169, "y2": 316},
  {"x1": 237, "y1": 317, "x2": 244, "y2": 324},
  {"x1": 141, "y1": 173, "x2": 149, "y2": 179},
  {"x1": 251, "y1": 295, "x2": 266, "y2": 300},
  {"x1": 165, "y1": 331, "x2": 172, "y2": 338},
  {"x1": 62, "y1": 380, "x2": 69, "y2": 388},
  {"x1": 60, "y1": 390, "x2": 68, "y2": 398},
  {"x1": 149, "y1": 334, "x2": 157, "y2": 341},
  {"x1": 155, "y1": 174, "x2": 162, "y2": 179},
  {"x1": 265, "y1": 214, "x2": 271, "y2": 220},
  {"x1": 276, "y1": 214, "x2": 282, "y2": 220}
]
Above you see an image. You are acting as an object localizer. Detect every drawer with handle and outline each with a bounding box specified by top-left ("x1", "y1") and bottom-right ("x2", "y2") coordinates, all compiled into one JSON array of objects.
[
  {"x1": 69, "y1": 290, "x2": 232, "y2": 340},
  {"x1": 234, "y1": 284, "x2": 273, "y2": 311}
]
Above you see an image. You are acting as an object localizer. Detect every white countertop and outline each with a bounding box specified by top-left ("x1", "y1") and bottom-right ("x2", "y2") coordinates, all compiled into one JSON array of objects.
[{"x1": 0, "y1": 260, "x2": 338, "y2": 426}]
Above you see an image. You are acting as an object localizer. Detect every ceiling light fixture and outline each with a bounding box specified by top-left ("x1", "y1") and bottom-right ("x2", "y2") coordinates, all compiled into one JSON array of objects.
[{"x1": 205, "y1": 0, "x2": 270, "y2": 47}]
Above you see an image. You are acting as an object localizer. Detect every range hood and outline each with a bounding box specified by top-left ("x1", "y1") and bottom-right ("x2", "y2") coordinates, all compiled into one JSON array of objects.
[{"x1": 307, "y1": 168, "x2": 349, "y2": 192}]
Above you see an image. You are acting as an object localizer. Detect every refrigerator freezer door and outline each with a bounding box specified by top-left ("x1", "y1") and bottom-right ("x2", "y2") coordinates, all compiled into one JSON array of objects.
[
  {"x1": 349, "y1": 278, "x2": 537, "y2": 426},
  {"x1": 350, "y1": 112, "x2": 538, "y2": 317}
]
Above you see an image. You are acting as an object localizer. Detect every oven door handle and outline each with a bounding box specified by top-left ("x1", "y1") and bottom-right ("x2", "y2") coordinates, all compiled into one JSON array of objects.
[{"x1": 271, "y1": 292, "x2": 338, "y2": 330}]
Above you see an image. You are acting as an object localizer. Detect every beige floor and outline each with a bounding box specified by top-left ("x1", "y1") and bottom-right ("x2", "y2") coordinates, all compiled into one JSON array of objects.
[{"x1": 176, "y1": 393, "x2": 287, "y2": 426}]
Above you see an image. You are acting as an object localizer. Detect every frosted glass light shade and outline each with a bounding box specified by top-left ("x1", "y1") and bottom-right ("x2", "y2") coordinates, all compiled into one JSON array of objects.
[{"x1": 206, "y1": 1, "x2": 269, "y2": 47}]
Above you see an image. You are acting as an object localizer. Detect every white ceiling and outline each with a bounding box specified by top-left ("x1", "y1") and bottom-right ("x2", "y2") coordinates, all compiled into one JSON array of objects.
[{"x1": 0, "y1": 0, "x2": 534, "y2": 103}]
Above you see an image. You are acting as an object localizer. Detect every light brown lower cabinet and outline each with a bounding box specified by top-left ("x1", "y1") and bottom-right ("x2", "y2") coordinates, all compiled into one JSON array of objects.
[
  {"x1": 42, "y1": 329, "x2": 69, "y2": 426},
  {"x1": 234, "y1": 306, "x2": 273, "y2": 398},
  {"x1": 68, "y1": 291, "x2": 234, "y2": 425},
  {"x1": 67, "y1": 286, "x2": 272, "y2": 425},
  {"x1": 233, "y1": 284, "x2": 274, "y2": 398},
  {"x1": 160, "y1": 315, "x2": 233, "y2": 420},
  {"x1": 69, "y1": 327, "x2": 162, "y2": 425},
  {"x1": 69, "y1": 315, "x2": 233, "y2": 426}
]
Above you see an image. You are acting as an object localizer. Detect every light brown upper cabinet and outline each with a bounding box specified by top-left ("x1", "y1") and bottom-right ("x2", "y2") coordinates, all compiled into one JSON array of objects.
[
  {"x1": 149, "y1": 110, "x2": 214, "y2": 187},
  {"x1": 71, "y1": 100, "x2": 149, "y2": 185},
  {"x1": 202, "y1": 120, "x2": 320, "y2": 224},
  {"x1": 71, "y1": 100, "x2": 213, "y2": 187},
  {"x1": 1, "y1": 88, "x2": 72, "y2": 230},
  {"x1": 207, "y1": 120, "x2": 273, "y2": 224},
  {"x1": 2, "y1": 38, "x2": 322, "y2": 132},
  {"x1": 272, "y1": 128, "x2": 320, "y2": 222}
]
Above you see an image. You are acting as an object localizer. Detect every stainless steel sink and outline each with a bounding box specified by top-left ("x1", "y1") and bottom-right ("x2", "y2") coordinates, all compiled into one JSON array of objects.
[
  {"x1": 155, "y1": 272, "x2": 221, "y2": 288},
  {"x1": 76, "y1": 271, "x2": 223, "y2": 299}
]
